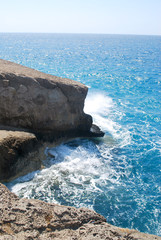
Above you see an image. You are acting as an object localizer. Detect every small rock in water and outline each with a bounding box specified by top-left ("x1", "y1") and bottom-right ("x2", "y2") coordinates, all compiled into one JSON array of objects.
[
  {"x1": 89, "y1": 124, "x2": 105, "y2": 137},
  {"x1": 45, "y1": 147, "x2": 56, "y2": 158}
]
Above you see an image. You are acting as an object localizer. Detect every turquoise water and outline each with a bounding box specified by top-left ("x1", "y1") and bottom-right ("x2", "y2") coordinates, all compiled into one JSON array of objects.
[{"x1": 1, "y1": 33, "x2": 161, "y2": 236}]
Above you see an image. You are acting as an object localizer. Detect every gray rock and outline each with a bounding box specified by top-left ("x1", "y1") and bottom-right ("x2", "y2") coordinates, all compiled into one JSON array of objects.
[{"x1": 0, "y1": 59, "x2": 92, "y2": 138}]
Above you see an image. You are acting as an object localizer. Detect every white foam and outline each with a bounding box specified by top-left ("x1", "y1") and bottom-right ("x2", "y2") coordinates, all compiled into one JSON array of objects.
[
  {"x1": 84, "y1": 92, "x2": 113, "y2": 116},
  {"x1": 84, "y1": 91, "x2": 131, "y2": 147},
  {"x1": 9, "y1": 139, "x2": 125, "y2": 207}
]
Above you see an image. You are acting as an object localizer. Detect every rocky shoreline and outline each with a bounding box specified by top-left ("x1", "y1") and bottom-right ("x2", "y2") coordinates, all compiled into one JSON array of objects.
[
  {"x1": 1, "y1": 183, "x2": 161, "y2": 240},
  {"x1": 0, "y1": 59, "x2": 160, "y2": 239}
]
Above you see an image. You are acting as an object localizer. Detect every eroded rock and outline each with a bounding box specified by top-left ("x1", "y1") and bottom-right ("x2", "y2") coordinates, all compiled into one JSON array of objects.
[
  {"x1": 0, "y1": 183, "x2": 160, "y2": 240},
  {"x1": 0, "y1": 130, "x2": 41, "y2": 182},
  {"x1": 0, "y1": 59, "x2": 92, "y2": 137}
]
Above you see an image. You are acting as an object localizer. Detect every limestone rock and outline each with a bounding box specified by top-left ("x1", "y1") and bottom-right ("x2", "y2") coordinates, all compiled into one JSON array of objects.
[
  {"x1": 0, "y1": 183, "x2": 160, "y2": 240},
  {"x1": 0, "y1": 130, "x2": 41, "y2": 182},
  {"x1": 0, "y1": 59, "x2": 92, "y2": 137}
]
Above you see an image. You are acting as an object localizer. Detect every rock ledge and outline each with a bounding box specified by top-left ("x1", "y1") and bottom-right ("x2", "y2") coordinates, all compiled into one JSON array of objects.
[
  {"x1": 0, "y1": 59, "x2": 93, "y2": 136},
  {"x1": 0, "y1": 183, "x2": 160, "y2": 240}
]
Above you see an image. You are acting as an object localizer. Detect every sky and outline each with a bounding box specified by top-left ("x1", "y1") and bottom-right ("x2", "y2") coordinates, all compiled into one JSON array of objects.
[{"x1": 0, "y1": 0, "x2": 161, "y2": 35}]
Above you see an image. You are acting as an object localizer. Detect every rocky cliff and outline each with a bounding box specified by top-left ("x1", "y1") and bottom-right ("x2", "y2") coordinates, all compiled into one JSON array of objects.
[
  {"x1": 0, "y1": 183, "x2": 160, "y2": 240},
  {"x1": 0, "y1": 59, "x2": 92, "y2": 138}
]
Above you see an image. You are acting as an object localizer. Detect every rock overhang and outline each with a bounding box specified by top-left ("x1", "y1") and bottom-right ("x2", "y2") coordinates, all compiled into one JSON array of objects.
[{"x1": 0, "y1": 59, "x2": 94, "y2": 135}]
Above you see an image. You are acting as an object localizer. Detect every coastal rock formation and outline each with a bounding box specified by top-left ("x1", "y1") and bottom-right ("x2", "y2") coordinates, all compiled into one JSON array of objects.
[
  {"x1": 0, "y1": 59, "x2": 92, "y2": 138},
  {"x1": 0, "y1": 183, "x2": 160, "y2": 240},
  {"x1": 0, "y1": 130, "x2": 42, "y2": 182},
  {"x1": 0, "y1": 59, "x2": 104, "y2": 181}
]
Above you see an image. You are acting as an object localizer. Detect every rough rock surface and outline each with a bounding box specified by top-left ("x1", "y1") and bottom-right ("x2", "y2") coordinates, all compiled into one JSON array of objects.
[
  {"x1": 0, "y1": 183, "x2": 160, "y2": 240},
  {"x1": 0, "y1": 130, "x2": 42, "y2": 182},
  {"x1": 0, "y1": 59, "x2": 92, "y2": 137}
]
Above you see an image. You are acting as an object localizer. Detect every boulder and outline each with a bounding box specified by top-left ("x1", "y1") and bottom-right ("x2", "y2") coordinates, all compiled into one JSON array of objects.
[
  {"x1": 0, "y1": 183, "x2": 160, "y2": 240},
  {"x1": 0, "y1": 59, "x2": 92, "y2": 138}
]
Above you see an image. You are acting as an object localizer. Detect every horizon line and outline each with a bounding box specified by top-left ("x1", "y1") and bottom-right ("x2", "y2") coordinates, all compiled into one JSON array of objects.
[{"x1": 0, "y1": 32, "x2": 161, "y2": 37}]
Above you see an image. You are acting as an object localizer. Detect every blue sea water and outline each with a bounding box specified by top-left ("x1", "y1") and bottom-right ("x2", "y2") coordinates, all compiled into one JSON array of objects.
[{"x1": 1, "y1": 33, "x2": 161, "y2": 236}]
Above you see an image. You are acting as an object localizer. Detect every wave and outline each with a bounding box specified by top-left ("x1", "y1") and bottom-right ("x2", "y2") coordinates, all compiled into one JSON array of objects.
[{"x1": 84, "y1": 91, "x2": 131, "y2": 148}]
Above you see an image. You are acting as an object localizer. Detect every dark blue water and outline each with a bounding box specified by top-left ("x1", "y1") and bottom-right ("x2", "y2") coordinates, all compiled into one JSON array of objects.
[{"x1": 1, "y1": 33, "x2": 161, "y2": 236}]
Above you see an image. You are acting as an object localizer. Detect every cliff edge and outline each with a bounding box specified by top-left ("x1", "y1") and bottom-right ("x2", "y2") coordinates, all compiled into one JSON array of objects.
[{"x1": 0, "y1": 59, "x2": 92, "y2": 137}]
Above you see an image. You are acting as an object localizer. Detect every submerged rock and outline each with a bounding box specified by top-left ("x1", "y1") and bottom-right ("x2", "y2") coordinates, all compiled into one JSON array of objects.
[
  {"x1": 0, "y1": 59, "x2": 93, "y2": 138},
  {"x1": 0, "y1": 183, "x2": 160, "y2": 240}
]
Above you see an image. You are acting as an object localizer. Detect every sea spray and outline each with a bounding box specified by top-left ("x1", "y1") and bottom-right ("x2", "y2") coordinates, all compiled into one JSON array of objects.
[{"x1": 84, "y1": 91, "x2": 131, "y2": 147}]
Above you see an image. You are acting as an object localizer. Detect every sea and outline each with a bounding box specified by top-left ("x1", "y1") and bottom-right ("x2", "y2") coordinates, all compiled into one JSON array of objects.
[{"x1": 1, "y1": 33, "x2": 161, "y2": 236}]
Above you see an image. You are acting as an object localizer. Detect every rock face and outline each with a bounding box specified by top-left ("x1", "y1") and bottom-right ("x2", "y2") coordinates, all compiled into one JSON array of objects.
[
  {"x1": 0, "y1": 183, "x2": 160, "y2": 240},
  {"x1": 0, "y1": 59, "x2": 92, "y2": 137},
  {"x1": 0, "y1": 130, "x2": 42, "y2": 182}
]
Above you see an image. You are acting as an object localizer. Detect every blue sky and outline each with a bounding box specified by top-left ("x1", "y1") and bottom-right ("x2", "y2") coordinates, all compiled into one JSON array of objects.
[{"x1": 1, "y1": 0, "x2": 161, "y2": 35}]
